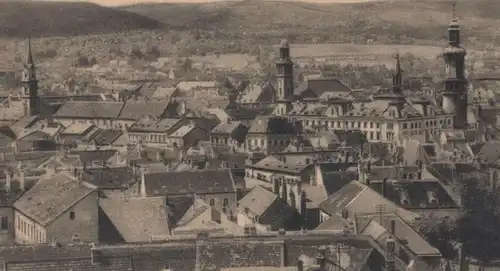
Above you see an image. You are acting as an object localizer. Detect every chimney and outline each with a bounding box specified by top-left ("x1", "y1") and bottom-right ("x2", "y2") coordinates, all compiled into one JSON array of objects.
[
  {"x1": 20, "y1": 170, "x2": 25, "y2": 191},
  {"x1": 280, "y1": 242, "x2": 287, "y2": 267},
  {"x1": 5, "y1": 170, "x2": 11, "y2": 192},
  {"x1": 272, "y1": 177, "x2": 279, "y2": 194},
  {"x1": 316, "y1": 246, "x2": 326, "y2": 268},
  {"x1": 140, "y1": 167, "x2": 146, "y2": 197},
  {"x1": 389, "y1": 219, "x2": 396, "y2": 235},
  {"x1": 382, "y1": 178, "x2": 387, "y2": 197},
  {"x1": 345, "y1": 151, "x2": 350, "y2": 165},
  {"x1": 297, "y1": 260, "x2": 304, "y2": 271}
]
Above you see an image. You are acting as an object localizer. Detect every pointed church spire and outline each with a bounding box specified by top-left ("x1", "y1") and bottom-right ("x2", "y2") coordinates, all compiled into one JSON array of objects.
[
  {"x1": 27, "y1": 36, "x2": 34, "y2": 65},
  {"x1": 392, "y1": 51, "x2": 402, "y2": 94},
  {"x1": 448, "y1": 1, "x2": 460, "y2": 46}
]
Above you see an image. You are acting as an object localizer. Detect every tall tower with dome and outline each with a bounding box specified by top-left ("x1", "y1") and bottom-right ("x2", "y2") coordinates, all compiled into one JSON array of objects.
[
  {"x1": 441, "y1": 2, "x2": 468, "y2": 129},
  {"x1": 274, "y1": 39, "x2": 294, "y2": 115}
]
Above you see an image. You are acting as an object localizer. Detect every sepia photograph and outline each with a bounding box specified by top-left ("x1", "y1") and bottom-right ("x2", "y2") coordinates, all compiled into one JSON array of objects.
[{"x1": 0, "y1": 0, "x2": 498, "y2": 270}]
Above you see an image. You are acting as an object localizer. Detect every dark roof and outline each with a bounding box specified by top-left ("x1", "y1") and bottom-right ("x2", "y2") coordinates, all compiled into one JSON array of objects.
[
  {"x1": 118, "y1": 100, "x2": 169, "y2": 120},
  {"x1": 295, "y1": 78, "x2": 351, "y2": 98},
  {"x1": 82, "y1": 167, "x2": 135, "y2": 190},
  {"x1": 428, "y1": 162, "x2": 487, "y2": 186},
  {"x1": 70, "y1": 150, "x2": 117, "y2": 165},
  {"x1": 54, "y1": 101, "x2": 124, "y2": 119},
  {"x1": 322, "y1": 171, "x2": 358, "y2": 195},
  {"x1": 475, "y1": 141, "x2": 500, "y2": 164},
  {"x1": 319, "y1": 181, "x2": 365, "y2": 216},
  {"x1": 92, "y1": 130, "x2": 123, "y2": 146},
  {"x1": 144, "y1": 169, "x2": 237, "y2": 196},
  {"x1": 333, "y1": 130, "x2": 367, "y2": 147},
  {"x1": 368, "y1": 180, "x2": 459, "y2": 209}
]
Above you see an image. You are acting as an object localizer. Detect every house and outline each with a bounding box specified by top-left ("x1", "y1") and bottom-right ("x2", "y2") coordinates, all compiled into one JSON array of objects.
[
  {"x1": 13, "y1": 172, "x2": 99, "y2": 244},
  {"x1": 168, "y1": 123, "x2": 209, "y2": 149},
  {"x1": 237, "y1": 186, "x2": 298, "y2": 231},
  {"x1": 53, "y1": 101, "x2": 125, "y2": 129},
  {"x1": 128, "y1": 169, "x2": 238, "y2": 216},
  {"x1": 245, "y1": 116, "x2": 300, "y2": 154},
  {"x1": 58, "y1": 123, "x2": 101, "y2": 148},
  {"x1": 210, "y1": 120, "x2": 248, "y2": 152},
  {"x1": 0, "y1": 171, "x2": 24, "y2": 245},
  {"x1": 294, "y1": 78, "x2": 351, "y2": 101},
  {"x1": 82, "y1": 167, "x2": 136, "y2": 191},
  {"x1": 127, "y1": 118, "x2": 183, "y2": 147}
]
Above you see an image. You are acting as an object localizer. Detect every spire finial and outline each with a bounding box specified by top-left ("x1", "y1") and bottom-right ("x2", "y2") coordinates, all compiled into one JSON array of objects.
[
  {"x1": 27, "y1": 36, "x2": 34, "y2": 65},
  {"x1": 452, "y1": 1, "x2": 457, "y2": 19}
]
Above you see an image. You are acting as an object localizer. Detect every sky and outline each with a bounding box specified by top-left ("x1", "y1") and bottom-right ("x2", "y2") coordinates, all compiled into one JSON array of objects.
[{"x1": 43, "y1": 0, "x2": 381, "y2": 7}]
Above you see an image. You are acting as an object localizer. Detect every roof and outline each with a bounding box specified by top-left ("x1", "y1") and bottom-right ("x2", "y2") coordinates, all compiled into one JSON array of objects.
[
  {"x1": 319, "y1": 181, "x2": 419, "y2": 222},
  {"x1": 248, "y1": 117, "x2": 298, "y2": 134},
  {"x1": 82, "y1": 167, "x2": 135, "y2": 190},
  {"x1": 118, "y1": 100, "x2": 169, "y2": 120},
  {"x1": 295, "y1": 78, "x2": 351, "y2": 98},
  {"x1": 128, "y1": 118, "x2": 181, "y2": 133},
  {"x1": 238, "y1": 186, "x2": 278, "y2": 216},
  {"x1": 54, "y1": 101, "x2": 124, "y2": 119},
  {"x1": 70, "y1": 150, "x2": 117, "y2": 165},
  {"x1": 356, "y1": 213, "x2": 440, "y2": 257},
  {"x1": 92, "y1": 129, "x2": 123, "y2": 146},
  {"x1": 368, "y1": 179, "x2": 459, "y2": 209},
  {"x1": 99, "y1": 195, "x2": 171, "y2": 243},
  {"x1": 0, "y1": 189, "x2": 24, "y2": 207},
  {"x1": 143, "y1": 169, "x2": 237, "y2": 196},
  {"x1": 169, "y1": 124, "x2": 196, "y2": 138},
  {"x1": 211, "y1": 121, "x2": 243, "y2": 134},
  {"x1": 61, "y1": 123, "x2": 94, "y2": 135},
  {"x1": 13, "y1": 172, "x2": 96, "y2": 226},
  {"x1": 176, "y1": 198, "x2": 210, "y2": 227}
]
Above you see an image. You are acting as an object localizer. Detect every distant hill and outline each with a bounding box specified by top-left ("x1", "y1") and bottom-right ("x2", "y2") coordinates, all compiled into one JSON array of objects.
[
  {"x1": 121, "y1": 0, "x2": 500, "y2": 44},
  {"x1": 0, "y1": 1, "x2": 162, "y2": 38}
]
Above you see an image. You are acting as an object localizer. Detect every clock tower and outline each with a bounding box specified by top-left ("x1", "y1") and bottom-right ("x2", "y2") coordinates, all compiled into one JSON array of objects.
[{"x1": 275, "y1": 39, "x2": 294, "y2": 116}]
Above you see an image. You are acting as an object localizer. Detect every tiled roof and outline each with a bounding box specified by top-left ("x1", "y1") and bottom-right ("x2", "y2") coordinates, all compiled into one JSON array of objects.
[
  {"x1": 54, "y1": 101, "x2": 124, "y2": 119},
  {"x1": 144, "y1": 169, "x2": 236, "y2": 196},
  {"x1": 82, "y1": 167, "x2": 135, "y2": 190},
  {"x1": 119, "y1": 100, "x2": 169, "y2": 120},
  {"x1": 92, "y1": 129, "x2": 123, "y2": 146},
  {"x1": 13, "y1": 172, "x2": 96, "y2": 226},
  {"x1": 319, "y1": 181, "x2": 419, "y2": 222},
  {"x1": 295, "y1": 78, "x2": 351, "y2": 98},
  {"x1": 99, "y1": 195, "x2": 171, "y2": 243},
  {"x1": 211, "y1": 121, "x2": 243, "y2": 134},
  {"x1": 70, "y1": 150, "x2": 117, "y2": 165},
  {"x1": 238, "y1": 186, "x2": 277, "y2": 216},
  {"x1": 368, "y1": 179, "x2": 459, "y2": 209}
]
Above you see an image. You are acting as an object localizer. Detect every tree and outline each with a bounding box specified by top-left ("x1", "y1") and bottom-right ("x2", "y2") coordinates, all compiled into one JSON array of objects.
[
  {"x1": 418, "y1": 214, "x2": 458, "y2": 260},
  {"x1": 456, "y1": 173, "x2": 500, "y2": 264}
]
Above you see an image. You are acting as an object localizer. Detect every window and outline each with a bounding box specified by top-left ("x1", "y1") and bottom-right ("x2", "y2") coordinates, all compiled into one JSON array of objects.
[
  {"x1": 70, "y1": 211, "x2": 75, "y2": 220},
  {"x1": 223, "y1": 198, "x2": 229, "y2": 207},
  {"x1": 209, "y1": 199, "x2": 215, "y2": 207},
  {"x1": 1, "y1": 216, "x2": 7, "y2": 230}
]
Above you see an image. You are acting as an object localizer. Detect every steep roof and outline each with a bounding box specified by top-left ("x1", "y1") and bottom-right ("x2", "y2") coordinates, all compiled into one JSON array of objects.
[
  {"x1": 13, "y1": 172, "x2": 96, "y2": 226},
  {"x1": 54, "y1": 101, "x2": 124, "y2": 119},
  {"x1": 99, "y1": 195, "x2": 171, "y2": 243},
  {"x1": 143, "y1": 169, "x2": 237, "y2": 196},
  {"x1": 118, "y1": 100, "x2": 169, "y2": 120}
]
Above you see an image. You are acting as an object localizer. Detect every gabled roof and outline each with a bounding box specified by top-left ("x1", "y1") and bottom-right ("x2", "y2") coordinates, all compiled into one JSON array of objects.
[
  {"x1": 14, "y1": 172, "x2": 96, "y2": 226},
  {"x1": 319, "y1": 181, "x2": 419, "y2": 222},
  {"x1": 211, "y1": 121, "x2": 244, "y2": 134},
  {"x1": 99, "y1": 195, "x2": 171, "y2": 243},
  {"x1": 118, "y1": 100, "x2": 169, "y2": 120},
  {"x1": 143, "y1": 169, "x2": 237, "y2": 196},
  {"x1": 295, "y1": 78, "x2": 351, "y2": 98},
  {"x1": 83, "y1": 167, "x2": 135, "y2": 190},
  {"x1": 54, "y1": 101, "x2": 124, "y2": 119}
]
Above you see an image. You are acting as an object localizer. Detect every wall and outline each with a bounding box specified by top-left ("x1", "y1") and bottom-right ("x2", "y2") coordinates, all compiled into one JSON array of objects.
[
  {"x1": 46, "y1": 191, "x2": 99, "y2": 244},
  {"x1": 0, "y1": 207, "x2": 14, "y2": 244},
  {"x1": 14, "y1": 211, "x2": 47, "y2": 244}
]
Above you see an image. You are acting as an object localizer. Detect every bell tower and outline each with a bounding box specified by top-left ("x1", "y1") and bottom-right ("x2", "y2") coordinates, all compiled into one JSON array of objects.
[
  {"x1": 275, "y1": 39, "x2": 294, "y2": 116},
  {"x1": 441, "y1": 2, "x2": 468, "y2": 129},
  {"x1": 21, "y1": 37, "x2": 39, "y2": 117}
]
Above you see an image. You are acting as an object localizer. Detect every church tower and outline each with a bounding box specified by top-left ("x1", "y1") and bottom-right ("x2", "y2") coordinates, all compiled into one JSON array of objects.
[
  {"x1": 21, "y1": 37, "x2": 39, "y2": 117},
  {"x1": 275, "y1": 39, "x2": 294, "y2": 115},
  {"x1": 392, "y1": 52, "x2": 403, "y2": 95},
  {"x1": 441, "y1": 3, "x2": 468, "y2": 129}
]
